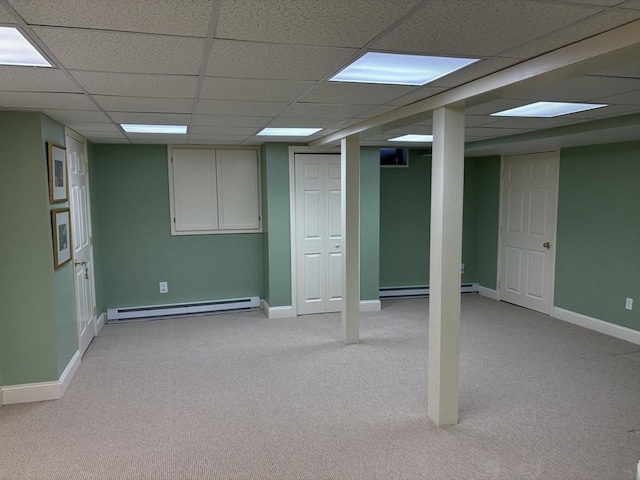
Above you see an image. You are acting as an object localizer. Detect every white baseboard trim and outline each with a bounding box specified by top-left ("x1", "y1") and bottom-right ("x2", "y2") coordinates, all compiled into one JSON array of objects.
[
  {"x1": 360, "y1": 300, "x2": 382, "y2": 312},
  {"x1": 60, "y1": 350, "x2": 81, "y2": 397},
  {"x1": 552, "y1": 307, "x2": 640, "y2": 345},
  {"x1": 96, "y1": 312, "x2": 106, "y2": 335},
  {"x1": 478, "y1": 286, "x2": 498, "y2": 300},
  {"x1": 1, "y1": 350, "x2": 81, "y2": 405},
  {"x1": 261, "y1": 299, "x2": 293, "y2": 319}
]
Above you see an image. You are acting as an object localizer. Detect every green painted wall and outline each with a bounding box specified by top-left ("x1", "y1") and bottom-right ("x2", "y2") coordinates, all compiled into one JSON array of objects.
[
  {"x1": 379, "y1": 152, "x2": 487, "y2": 287},
  {"x1": 40, "y1": 115, "x2": 78, "y2": 376},
  {"x1": 555, "y1": 141, "x2": 640, "y2": 330},
  {"x1": 91, "y1": 144, "x2": 263, "y2": 309},
  {"x1": 261, "y1": 144, "x2": 381, "y2": 307},
  {"x1": 475, "y1": 156, "x2": 501, "y2": 289},
  {"x1": 0, "y1": 111, "x2": 75, "y2": 386},
  {"x1": 360, "y1": 147, "x2": 380, "y2": 300},
  {"x1": 260, "y1": 145, "x2": 270, "y2": 305},
  {"x1": 261, "y1": 143, "x2": 292, "y2": 307}
]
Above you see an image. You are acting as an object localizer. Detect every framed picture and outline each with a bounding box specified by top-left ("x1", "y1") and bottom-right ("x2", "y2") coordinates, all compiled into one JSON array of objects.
[
  {"x1": 47, "y1": 142, "x2": 68, "y2": 203},
  {"x1": 51, "y1": 208, "x2": 72, "y2": 269}
]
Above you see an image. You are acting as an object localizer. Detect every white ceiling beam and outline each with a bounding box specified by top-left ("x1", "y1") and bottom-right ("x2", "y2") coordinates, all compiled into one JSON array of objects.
[{"x1": 309, "y1": 20, "x2": 640, "y2": 147}]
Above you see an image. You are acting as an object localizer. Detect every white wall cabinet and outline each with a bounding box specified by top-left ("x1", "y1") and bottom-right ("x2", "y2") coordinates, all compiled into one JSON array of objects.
[{"x1": 169, "y1": 147, "x2": 261, "y2": 235}]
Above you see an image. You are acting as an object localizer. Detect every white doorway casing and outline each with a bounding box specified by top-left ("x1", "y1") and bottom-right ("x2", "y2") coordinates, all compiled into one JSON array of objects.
[
  {"x1": 498, "y1": 151, "x2": 560, "y2": 315},
  {"x1": 65, "y1": 129, "x2": 97, "y2": 356}
]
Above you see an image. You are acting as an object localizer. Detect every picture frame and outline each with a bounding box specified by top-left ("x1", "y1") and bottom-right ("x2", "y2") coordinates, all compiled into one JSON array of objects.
[
  {"x1": 51, "y1": 208, "x2": 72, "y2": 269},
  {"x1": 47, "y1": 142, "x2": 68, "y2": 203}
]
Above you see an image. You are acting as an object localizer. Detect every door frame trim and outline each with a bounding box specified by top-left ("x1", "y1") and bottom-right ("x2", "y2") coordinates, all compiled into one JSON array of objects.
[
  {"x1": 288, "y1": 146, "x2": 339, "y2": 317},
  {"x1": 65, "y1": 127, "x2": 98, "y2": 353},
  {"x1": 497, "y1": 150, "x2": 560, "y2": 314}
]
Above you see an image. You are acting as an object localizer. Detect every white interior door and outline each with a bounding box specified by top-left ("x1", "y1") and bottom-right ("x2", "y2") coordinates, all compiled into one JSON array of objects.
[
  {"x1": 295, "y1": 154, "x2": 342, "y2": 315},
  {"x1": 66, "y1": 131, "x2": 96, "y2": 356},
  {"x1": 499, "y1": 151, "x2": 559, "y2": 314}
]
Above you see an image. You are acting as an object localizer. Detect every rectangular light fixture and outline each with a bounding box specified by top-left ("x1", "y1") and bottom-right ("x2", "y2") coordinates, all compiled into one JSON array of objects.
[
  {"x1": 330, "y1": 52, "x2": 478, "y2": 86},
  {"x1": 0, "y1": 27, "x2": 51, "y2": 67},
  {"x1": 121, "y1": 124, "x2": 187, "y2": 134},
  {"x1": 257, "y1": 128, "x2": 322, "y2": 137},
  {"x1": 491, "y1": 101, "x2": 607, "y2": 118},
  {"x1": 389, "y1": 134, "x2": 433, "y2": 142}
]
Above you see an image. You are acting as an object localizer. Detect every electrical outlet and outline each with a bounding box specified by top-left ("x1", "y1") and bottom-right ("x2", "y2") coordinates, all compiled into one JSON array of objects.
[
  {"x1": 159, "y1": 281, "x2": 168, "y2": 294},
  {"x1": 625, "y1": 298, "x2": 633, "y2": 311}
]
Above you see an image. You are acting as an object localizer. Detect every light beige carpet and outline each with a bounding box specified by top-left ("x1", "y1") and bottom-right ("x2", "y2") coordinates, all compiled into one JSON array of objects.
[{"x1": 1, "y1": 296, "x2": 638, "y2": 479}]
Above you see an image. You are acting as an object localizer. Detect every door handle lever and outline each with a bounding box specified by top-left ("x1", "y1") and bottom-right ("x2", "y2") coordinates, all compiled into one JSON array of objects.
[
  {"x1": 543, "y1": 242, "x2": 551, "y2": 249},
  {"x1": 74, "y1": 259, "x2": 86, "y2": 267}
]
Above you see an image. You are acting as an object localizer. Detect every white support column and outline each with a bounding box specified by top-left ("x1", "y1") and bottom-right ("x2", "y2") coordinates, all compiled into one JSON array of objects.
[
  {"x1": 428, "y1": 105, "x2": 465, "y2": 426},
  {"x1": 341, "y1": 135, "x2": 360, "y2": 344}
]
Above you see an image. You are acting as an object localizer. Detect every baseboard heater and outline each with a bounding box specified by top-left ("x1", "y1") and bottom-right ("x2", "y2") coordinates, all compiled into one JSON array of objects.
[
  {"x1": 380, "y1": 283, "x2": 479, "y2": 299},
  {"x1": 107, "y1": 296, "x2": 261, "y2": 322}
]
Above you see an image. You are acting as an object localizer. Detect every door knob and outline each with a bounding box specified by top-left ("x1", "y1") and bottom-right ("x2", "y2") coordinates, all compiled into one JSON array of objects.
[
  {"x1": 543, "y1": 242, "x2": 551, "y2": 249},
  {"x1": 74, "y1": 259, "x2": 86, "y2": 267}
]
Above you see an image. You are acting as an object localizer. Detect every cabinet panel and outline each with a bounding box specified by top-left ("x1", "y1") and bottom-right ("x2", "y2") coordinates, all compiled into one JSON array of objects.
[
  {"x1": 172, "y1": 149, "x2": 218, "y2": 232},
  {"x1": 216, "y1": 150, "x2": 260, "y2": 230},
  {"x1": 169, "y1": 147, "x2": 261, "y2": 235}
]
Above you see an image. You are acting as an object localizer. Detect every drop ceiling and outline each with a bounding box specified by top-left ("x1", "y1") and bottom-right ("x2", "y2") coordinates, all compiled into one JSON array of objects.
[{"x1": 0, "y1": 0, "x2": 638, "y2": 154}]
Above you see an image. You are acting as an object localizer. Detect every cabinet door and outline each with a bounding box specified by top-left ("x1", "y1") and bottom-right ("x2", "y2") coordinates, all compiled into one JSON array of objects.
[
  {"x1": 216, "y1": 150, "x2": 260, "y2": 230},
  {"x1": 172, "y1": 149, "x2": 218, "y2": 232}
]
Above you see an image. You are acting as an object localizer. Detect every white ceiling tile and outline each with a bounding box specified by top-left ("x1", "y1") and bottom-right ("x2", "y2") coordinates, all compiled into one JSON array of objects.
[
  {"x1": 216, "y1": 0, "x2": 420, "y2": 47},
  {"x1": 43, "y1": 109, "x2": 110, "y2": 123},
  {"x1": 429, "y1": 58, "x2": 522, "y2": 88},
  {"x1": 109, "y1": 112, "x2": 192, "y2": 124},
  {"x1": 126, "y1": 134, "x2": 188, "y2": 143},
  {"x1": 266, "y1": 117, "x2": 347, "y2": 128},
  {"x1": 355, "y1": 104, "x2": 403, "y2": 118},
  {"x1": 593, "y1": 89, "x2": 640, "y2": 105},
  {"x1": 504, "y1": 75, "x2": 640, "y2": 102},
  {"x1": 465, "y1": 115, "x2": 504, "y2": 127},
  {"x1": 64, "y1": 122, "x2": 120, "y2": 133},
  {"x1": 94, "y1": 96, "x2": 192, "y2": 113},
  {"x1": 0, "y1": 66, "x2": 80, "y2": 92},
  {"x1": 373, "y1": 0, "x2": 599, "y2": 57},
  {"x1": 559, "y1": 0, "x2": 624, "y2": 5},
  {"x1": 0, "y1": 91, "x2": 95, "y2": 110},
  {"x1": 299, "y1": 82, "x2": 418, "y2": 105},
  {"x1": 385, "y1": 86, "x2": 449, "y2": 106},
  {"x1": 193, "y1": 115, "x2": 269, "y2": 127},
  {"x1": 466, "y1": 126, "x2": 524, "y2": 137},
  {"x1": 0, "y1": 4, "x2": 16, "y2": 23},
  {"x1": 466, "y1": 99, "x2": 541, "y2": 115},
  {"x1": 70, "y1": 71, "x2": 198, "y2": 98},
  {"x1": 206, "y1": 40, "x2": 357, "y2": 80},
  {"x1": 33, "y1": 27, "x2": 204, "y2": 74},
  {"x1": 188, "y1": 138, "x2": 253, "y2": 145},
  {"x1": 78, "y1": 131, "x2": 127, "y2": 140},
  {"x1": 200, "y1": 77, "x2": 314, "y2": 102},
  {"x1": 590, "y1": 57, "x2": 640, "y2": 78},
  {"x1": 479, "y1": 117, "x2": 576, "y2": 129},
  {"x1": 10, "y1": 0, "x2": 213, "y2": 37},
  {"x1": 189, "y1": 126, "x2": 259, "y2": 136},
  {"x1": 280, "y1": 102, "x2": 375, "y2": 118},
  {"x1": 188, "y1": 134, "x2": 250, "y2": 142},
  {"x1": 500, "y1": 9, "x2": 640, "y2": 59},
  {"x1": 560, "y1": 104, "x2": 640, "y2": 118},
  {"x1": 197, "y1": 99, "x2": 288, "y2": 116}
]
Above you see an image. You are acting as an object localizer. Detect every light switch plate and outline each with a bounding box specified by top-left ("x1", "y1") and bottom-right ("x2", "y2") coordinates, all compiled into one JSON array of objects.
[{"x1": 159, "y1": 282, "x2": 168, "y2": 294}]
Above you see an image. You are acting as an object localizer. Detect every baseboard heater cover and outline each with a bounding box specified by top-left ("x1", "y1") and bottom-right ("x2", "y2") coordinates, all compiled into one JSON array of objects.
[
  {"x1": 380, "y1": 283, "x2": 479, "y2": 299},
  {"x1": 107, "y1": 296, "x2": 260, "y2": 322}
]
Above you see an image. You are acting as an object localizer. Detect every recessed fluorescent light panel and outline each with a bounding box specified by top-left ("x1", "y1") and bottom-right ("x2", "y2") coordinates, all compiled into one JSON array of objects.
[
  {"x1": 389, "y1": 134, "x2": 433, "y2": 142},
  {"x1": 330, "y1": 52, "x2": 478, "y2": 86},
  {"x1": 491, "y1": 101, "x2": 607, "y2": 118},
  {"x1": 257, "y1": 128, "x2": 322, "y2": 137},
  {"x1": 121, "y1": 124, "x2": 187, "y2": 134},
  {"x1": 0, "y1": 27, "x2": 52, "y2": 67}
]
